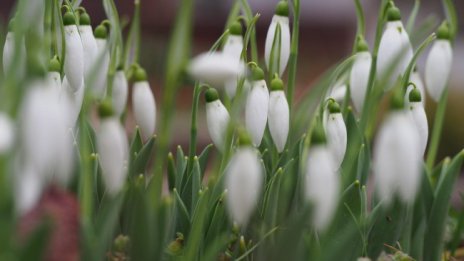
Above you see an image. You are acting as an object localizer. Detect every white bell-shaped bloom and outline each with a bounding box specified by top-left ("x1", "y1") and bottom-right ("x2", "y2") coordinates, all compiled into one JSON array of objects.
[
  {"x1": 78, "y1": 13, "x2": 98, "y2": 85},
  {"x1": 425, "y1": 28, "x2": 453, "y2": 102},
  {"x1": 112, "y1": 69, "x2": 128, "y2": 117},
  {"x1": 268, "y1": 77, "x2": 289, "y2": 153},
  {"x1": 327, "y1": 84, "x2": 347, "y2": 103},
  {"x1": 373, "y1": 106, "x2": 421, "y2": 205},
  {"x1": 265, "y1": 1, "x2": 291, "y2": 76},
  {"x1": 350, "y1": 37, "x2": 372, "y2": 112},
  {"x1": 132, "y1": 67, "x2": 156, "y2": 141},
  {"x1": 188, "y1": 51, "x2": 245, "y2": 88},
  {"x1": 205, "y1": 88, "x2": 230, "y2": 152},
  {"x1": 407, "y1": 88, "x2": 428, "y2": 156},
  {"x1": 323, "y1": 101, "x2": 347, "y2": 169},
  {"x1": 405, "y1": 70, "x2": 426, "y2": 107},
  {"x1": 0, "y1": 112, "x2": 14, "y2": 154},
  {"x1": 62, "y1": 76, "x2": 84, "y2": 127},
  {"x1": 304, "y1": 129, "x2": 339, "y2": 231},
  {"x1": 377, "y1": 7, "x2": 413, "y2": 90},
  {"x1": 97, "y1": 115, "x2": 129, "y2": 195},
  {"x1": 15, "y1": 163, "x2": 44, "y2": 215},
  {"x1": 245, "y1": 66, "x2": 269, "y2": 146},
  {"x1": 225, "y1": 145, "x2": 262, "y2": 226},
  {"x1": 223, "y1": 21, "x2": 244, "y2": 98},
  {"x1": 47, "y1": 56, "x2": 62, "y2": 93},
  {"x1": 63, "y1": 13, "x2": 84, "y2": 93},
  {"x1": 93, "y1": 38, "x2": 110, "y2": 98}
]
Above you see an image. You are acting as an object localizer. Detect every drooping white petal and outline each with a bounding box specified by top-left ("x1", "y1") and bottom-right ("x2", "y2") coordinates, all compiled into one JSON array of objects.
[
  {"x1": 408, "y1": 102, "x2": 428, "y2": 156},
  {"x1": 223, "y1": 35, "x2": 243, "y2": 61},
  {"x1": 268, "y1": 90, "x2": 289, "y2": 152},
  {"x1": 265, "y1": 15, "x2": 291, "y2": 76},
  {"x1": 206, "y1": 100, "x2": 230, "y2": 152},
  {"x1": 15, "y1": 164, "x2": 44, "y2": 215},
  {"x1": 132, "y1": 81, "x2": 156, "y2": 141},
  {"x1": 324, "y1": 112, "x2": 347, "y2": 169},
  {"x1": 92, "y1": 38, "x2": 110, "y2": 98},
  {"x1": 246, "y1": 80, "x2": 270, "y2": 146},
  {"x1": 3, "y1": 32, "x2": 26, "y2": 76},
  {"x1": 305, "y1": 145, "x2": 339, "y2": 231},
  {"x1": 327, "y1": 84, "x2": 347, "y2": 103},
  {"x1": 373, "y1": 111, "x2": 421, "y2": 205},
  {"x1": 425, "y1": 39, "x2": 453, "y2": 102},
  {"x1": 225, "y1": 147, "x2": 263, "y2": 226},
  {"x1": 64, "y1": 25, "x2": 84, "y2": 93},
  {"x1": 188, "y1": 52, "x2": 246, "y2": 87},
  {"x1": 62, "y1": 76, "x2": 84, "y2": 127},
  {"x1": 0, "y1": 112, "x2": 14, "y2": 154},
  {"x1": 405, "y1": 71, "x2": 426, "y2": 107},
  {"x1": 47, "y1": 71, "x2": 62, "y2": 93},
  {"x1": 350, "y1": 51, "x2": 372, "y2": 112},
  {"x1": 377, "y1": 21, "x2": 413, "y2": 90},
  {"x1": 79, "y1": 25, "x2": 98, "y2": 84},
  {"x1": 97, "y1": 117, "x2": 129, "y2": 195},
  {"x1": 112, "y1": 70, "x2": 129, "y2": 117}
]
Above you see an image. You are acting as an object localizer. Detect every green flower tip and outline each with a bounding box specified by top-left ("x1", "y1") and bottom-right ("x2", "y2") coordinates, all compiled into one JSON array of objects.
[
  {"x1": 356, "y1": 35, "x2": 369, "y2": 52},
  {"x1": 98, "y1": 98, "x2": 114, "y2": 118},
  {"x1": 117, "y1": 64, "x2": 124, "y2": 71},
  {"x1": 48, "y1": 56, "x2": 61, "y2": 72},
  {"x1": 328, "y1": 100, "x2": 341, "y2": 114},
  {"x1": 387, "y1": 6, "x2": 401, "y2": 21},
  {"x1": 205, "y1": 87, "x2": 219, "y2": 103},
  {"x1": 251, "y1": 66, "x2": 265, "y2": 81},
  {"x1": 8, "y1": 18, "x2": 15, "y2": 32},
  {"x1": 63, "y1": 12, "x2": 76, "y2": 26},
  {"x1": 270, "y1": 76, "x2": 284, "y2": 91},
  {"x1": 390, "y1": 88, "x2": 404, "y2": 110},
  {"x1": 79, "y1": 12, "x2": 91, "y2": 26},
  {"x1": 113, "y1": 235, "x2": 130, "y2": 253},
  {"x1": 237, "y1": 128, "x2": 252, "y2": 146},
  {"x1": 94, "y1": 24, "x2": 108, "y2": 39},
  {"x1": 133, "y1": 66, "x2": 147, "y2": 82},
  {"x1": 229, "y1": 21, "x2": 242, "y2": 36},
  {"x1": 311, "y1": 124, "x2": 326, "y2": 145},
  {"x1": 437, "y1": 21, "x2": 451, "y2": 40},
  {"x1": 275, "y1": 1, "x2": 289, "y2": 17},
  {"x1": 409, "y1": 88, "x2": 422, "y2": 102}
]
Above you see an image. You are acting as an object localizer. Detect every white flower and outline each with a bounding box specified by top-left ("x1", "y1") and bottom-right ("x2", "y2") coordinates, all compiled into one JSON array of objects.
[
  {"x1": 63, "y1": 13, "x2": 84, "y2": 93},
  {"x1": 188, "y1": 51, "x2": 245, "y2": 87},
  {"x1": 3, "y1": 26, "x2": 26, "y2": 76},
  {"x1": 407, "y1": 88, "x2": 428, "y2": 156},
  {"x1": 223, "y1": 22, "x2": 244, "y2": 98},
  {"x1": 350, "y1": 38, "x2": 372, "y2": 112},
  {"x1": 62, "y1": 76, "x2": 85, "y2": 127},
  {"x1": 0, "y1": 112, "x2": 14, "y2": 154},
  {"x1": 97, "y1": 116, "x2": 129, "y2": 195},
  {"x1": 304, "y1": 133, "x2": 339, "y2": 231},
  {"x1": 15, "y1": 163, "x2": 44, "y2": 215},
  {"x1": 425, "y1": 29, "x2": 453, "y2": 102},
  {"x1": 327, "y1": 84, "x2": 347, "y2": 103},
  {"x1": 377, "y1": 7, "x2": 413, "y2": 90},
  {"x1": 373, "y1": 108, "x2": 421, "y2": 205},
  {"x1": 245, "y1": 66, "x2": 269, "y2": 146},
  {"x1": 268, "y1": 77, "x2": 289, "y2": 153},
  {"x1": 78, "y1": 13, "x2": 98, "y2": 85},
  {"x1": 132, "y1": 68, "x2": 156, "y2": 141},
  {"x1": 225, "y1": 146, "x2": 263, "y2": 226},
  {"x1": 405, "y1": 70, "x2": 426, "y2": 107},
  {"x1": 112, "y1": 69, "x2": 129, "y2": 117},
  {"x1": 93, "y1": 36, "x2": 110, "y2": 99},
  {"x1": 265, "y1": 1, "x2": 291, "y2": 76},
  {"x1": 324, "y1": 101, "x2": 347, "y2": 169},
  {"x1": 205, "y1": 88, "x2": 230, "y2": 152},
  {"x1": 47, "y1": 56, "x2": 62, "y2": 93}
]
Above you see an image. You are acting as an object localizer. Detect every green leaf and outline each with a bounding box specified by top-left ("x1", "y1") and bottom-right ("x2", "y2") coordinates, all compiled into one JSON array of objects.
[
  {"x1": 176, "y1": 146, "x2": 188, "y2": 190},
  {"x1": 129, "y1": 127, "x2": 143, "y2": 165},
  {"x1": 406, "y1": 0, "x2": 420, "y2": 33},
  {"x1": 198, "y1": 144, "x2": 213, "y2": 179},
  {"x1": 167, "y1": 152, "x2": 177, "y2": 191},
  {"x1": 131, "y1": 135, "x2": 156, "y2": 175},
  {"x1": 123, "y1": 0, "x2": 141, "y2": 69},
  {"x1": 174, "y1": 188, "x2": 191, "y2": 235},
  {"x1": 191, "y1": 157, "x2": 202, "y2": 213},
  {"x1": 18, "y1": 220, "x2": 51, "y2": 261}
]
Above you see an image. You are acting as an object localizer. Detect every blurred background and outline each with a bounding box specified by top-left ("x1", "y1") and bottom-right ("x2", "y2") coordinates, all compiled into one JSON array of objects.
[{"x1": 1, "y1": 0, "x2": 463, "y2": 167}]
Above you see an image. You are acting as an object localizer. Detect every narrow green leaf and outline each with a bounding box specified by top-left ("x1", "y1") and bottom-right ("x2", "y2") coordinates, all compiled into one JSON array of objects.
[
  {"x1": 406, "y1": 0, "x2": 420, "y2": 33},
  {"x1": 167, "y1": 152, "x2": 177, "y2": 191},
  {"x1": 19, "y1": 220, "x2": 51, "y2": 261},
  {"x1": 132, "y1": 135, "x2": 156, "y2": 175},
  {"x1": 191, "y1": 157, "x2": 202, "y2": 213}
]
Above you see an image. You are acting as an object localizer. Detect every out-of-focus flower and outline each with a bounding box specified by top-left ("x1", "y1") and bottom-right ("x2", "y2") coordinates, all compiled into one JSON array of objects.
[
  {"x1": 223, "y1": 21, "x2": 244, "y2": 98},
  {"x1": 245, "y1": 65, "x2": 269, "y2": 146},
  {"x1": 62, "y1": 76, "x2": 84, "y2": 127},
  {"x1": 350, "y1": 36, "x2": 372, "y2": 112},
  {"x1": 205, "y1": 87, "x2": 230, "y2": 152},
  {"x1": 3, "y1": 18, "x2": 26, "y2": 76},
  {"x1": 93, "y1": 23, "x2": 110, "y2": 99},
  {"x1": 265, "y1": 1, "x2": 291, "y2": 76},
  {"x1": 63, "y1": 11, "x2": 84, "y2": 93},
  {"x1": 407, "y1": 88, "x2": 428, "y2": 156},
  {"x1": 0, "y1": 112, "x2": 14, "y2": 154},
  {"x1": 425, "y1": 22, "x2": 453, "y2": 102},
  {"x1": 132, "y1": 66, "x2": 156, "y2": 141},
  {"x1": 324, "y1": 100, "x2": 347, "y2": 169},
  {"x1": 405, "y1": 69, "x2": 426, "y2": 107},
  {"x1": 113, "y1": 67, "x2": 129, "y2": 117},
  {"x1": 268, "y1": 76, "x2": 289, "y2": 153},
  {"x1": 78, "y1": 10, "x2": 98, "y2": 86}
]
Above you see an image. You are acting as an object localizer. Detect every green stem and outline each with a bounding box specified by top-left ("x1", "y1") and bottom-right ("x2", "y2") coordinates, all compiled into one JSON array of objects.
[
  {"x1": 287, "y1": 0, "x2": 300, "y2": 110},
  {"x1": 240, "y1": 0, "x2": 258, "y2": 62},
  {"x1": 426, "y1": 88, "x2": 449, "y2": 171},
  {"x1": 186, "y1": 83, "x2": 202, "y2": 175}
]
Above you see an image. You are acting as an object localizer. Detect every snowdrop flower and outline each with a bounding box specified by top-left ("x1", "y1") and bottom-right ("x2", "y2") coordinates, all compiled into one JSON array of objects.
[
  {"x1": 405, "y1": 68, "x2": 426, "y2": 107},
  {"x1": 205, "y1": 88, "x2": 230, "y2": 152},
  {"x1": 93, "y1": 23, "x2": 111, "y2": 98},
  {"x1": 225, "y1": 132, "x2": 263, "y2": 226},
  {"x1": 47, "y1": 56, "x2": 62, "y2": 92},
  {"x1": 132, "y1": 66, "x2": 156, "y2": 141},
  {"x1": 63, "y1": 76, "x2": 84, "y2": 127},
  {"x1": 63, "y1": 10, "x2": 84, "y2": 93},
  {"x1": 0, "y1": 112, "x2": 14, "y2": 154},
  {"x1": 188, "y1": 51, "x2": 245, "y2": 87},
  {"x1": 268, "y1": 76, "x2": 289, "y2": 153},
  {"x1": 407, "y1": 88, "x2": 428, "y2": 156},
  {"x1": 78, "y1": 9, "x2": 98, "y2": 85},
  {"x1": 373, "y1": 92, "x2": 421, "y2": 205},
  {"x1": 223, "y1": 21, "x2": 244, "y2": 98},
  {"x1": 323, "y1": 100, "x2": 347, "y2": 169},
  {"x1": 265, "y1": 1, "x2": 291, "y2": 76},
  {"x1": 3, "y1": 18, "x2": 26, "y2": 76},
  {"x1": 245, "y1": 65, "x2": 269, "y2": 146},
  {"x1": 96, "y1": 101, "x2": 129, "y2": 195},
  {"x1": 327, "y1": 84, "x2": 347, "y2": 103},
  {"x1": 425, "y1": 22, "x2": 453, "y2": 102},
  {"x1": 377, "y1": 5, "x2": 413, "y2": 90},
  {"x1": 304, "y1": 125, "x2": 339, "y2": 231},
  {"x1": 350, "y1": 36, "x2": 372, "y2": 112},
  {"x1": 15, "y1": 164, "x2": 44, "y2": 215},
  {"x1": 112, "y1": 67, "x2": 128, "y2": 117}
]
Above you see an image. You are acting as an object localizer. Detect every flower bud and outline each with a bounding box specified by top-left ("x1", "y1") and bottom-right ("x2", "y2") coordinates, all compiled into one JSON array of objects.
[
  {"x1": 78, "y1": 13, "x2": 98, "y2": 87},
  {"x1": 324, "y1": 100, "x2": 347, "y2": 169},
  {"x1": 112, "y1": 68, "x2": 129, "y2": 117},
  {"x1": 265, "y1": 1, "x2": 291, "y2": 76},
  {"x1": 245, "y1": 65, "x2": 269, "y2": 146},
  {"x1": 404, "y1": 69, "x2": 426, "y2": 107},
  {"x1": 223, "y1": 21, "x2": 244, "y2": 98},
  {"x1": 268, "y1": 76, "x2": 289, "y2": 153},
  {"x1": 408, "y1": 88, "x2": 428, "y2": 156},
  {"x1": 132, "y1": 66, "x2": 156, "y2": 141},
  {"x1": 350, "y1": 36, "x2": 372, "y2": 112},
  {"x1": 64, "y1": 12, "x2": 84, "y2": 93},
  {"x1": 92, "y1": 24, "x2": 111, "y2": 99},
  {"x1": 205, "y1": 88, "x2": 230, "y2": 152}
]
